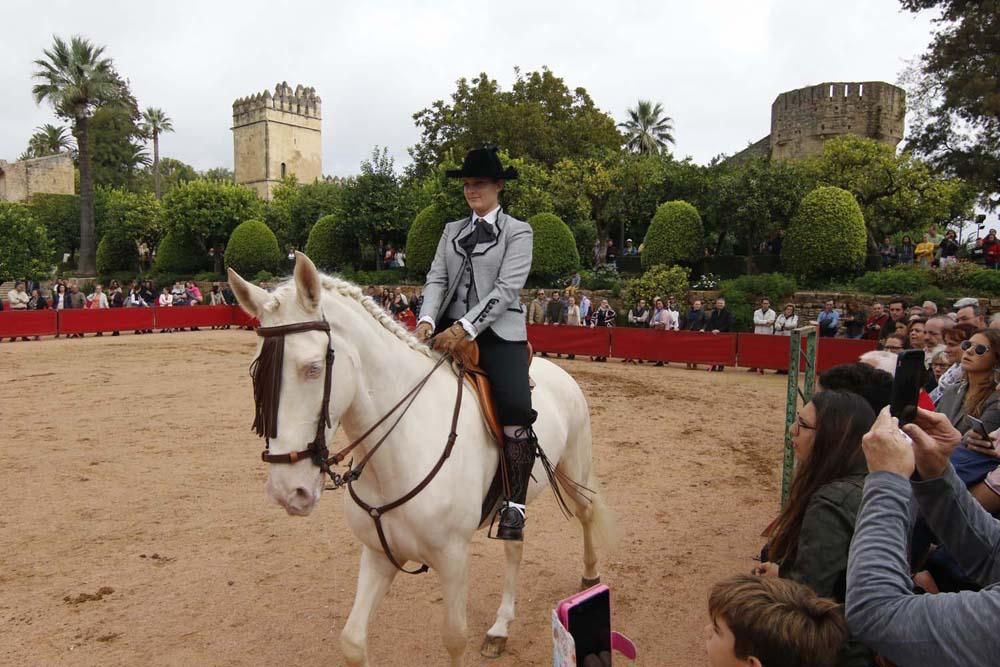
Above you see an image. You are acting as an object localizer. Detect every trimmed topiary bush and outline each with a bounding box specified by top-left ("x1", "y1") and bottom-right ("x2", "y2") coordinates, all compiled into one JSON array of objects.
[
  {"x1": 622, "y1": 265, "x2": 690, "y2": 309},
  {"x1": 153, "y1": 230, "x2": 205, "y2": 274},
  {"x1": 642, "y1": 201, "x2": 704, "y2": 269},
  {"x1": 527, "y1": 212, "x2": 580, "y2": 281},
  {"x1": 305, "y1": 213, "x2": 355, "y2": 271},
  {"x1": 783, "y1": 186, "x2": 866, "y2": 278},
  {"x1": 96, "y1": 229, "x2": 137, "y2": 275},
  {"x1": 405, "y1": 204, "x2": 448, "y2": 275},
  {"x1": 225, "y1": 219, "x2": 282, "y2": 278}
]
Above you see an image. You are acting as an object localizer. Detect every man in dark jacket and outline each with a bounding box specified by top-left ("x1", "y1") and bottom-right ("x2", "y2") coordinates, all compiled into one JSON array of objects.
[
  {"x1": 683, "y1": 299, "x2": 708, "y2": 370},
  {"x1": 545, "y1": 289, "x2": 567, "y2": 325},
  {"x1": 707, "y1": 297, "x2": 734, "y2": 372}
]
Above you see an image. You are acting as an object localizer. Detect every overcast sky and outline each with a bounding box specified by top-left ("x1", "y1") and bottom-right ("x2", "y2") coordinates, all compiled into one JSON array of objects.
[{"x1": 1, "y1": 0, "x2": 938, "y2": 177}]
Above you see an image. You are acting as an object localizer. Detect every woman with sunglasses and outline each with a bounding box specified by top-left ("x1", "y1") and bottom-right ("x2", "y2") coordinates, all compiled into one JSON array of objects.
[{"x1": 753, "y1": 390, "x2": 876, "y2": 666}]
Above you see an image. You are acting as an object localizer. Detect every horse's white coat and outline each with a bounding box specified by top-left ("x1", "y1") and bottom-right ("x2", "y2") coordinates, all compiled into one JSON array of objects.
[{"x1": 229, "y1": 253, "x2": 613, "y2": 666}]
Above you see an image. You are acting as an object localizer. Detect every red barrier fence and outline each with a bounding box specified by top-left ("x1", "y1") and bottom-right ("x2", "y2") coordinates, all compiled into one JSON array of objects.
[
  {"x1": 0, "y1": 310, "x2": 58, "y2": 337},
  {"x1": 610, "y1": 328, "x2": 739, "y2": 365},
  {"x1": 0, "y1": 309, "x2": 880, "y2": 372}
]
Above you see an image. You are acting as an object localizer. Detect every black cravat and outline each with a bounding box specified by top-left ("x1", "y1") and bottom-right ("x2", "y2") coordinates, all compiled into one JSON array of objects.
[{"x1": 459, "y1": 217, "x2": 495, "y2": 254}]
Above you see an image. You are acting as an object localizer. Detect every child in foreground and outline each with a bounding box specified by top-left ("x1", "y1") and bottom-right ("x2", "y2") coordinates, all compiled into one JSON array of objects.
[{"x1": 707, "y1": 574, "x2": 847, "y2": 667}]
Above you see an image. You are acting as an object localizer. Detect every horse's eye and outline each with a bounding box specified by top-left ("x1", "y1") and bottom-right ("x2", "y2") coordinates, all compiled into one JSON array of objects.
[{"x1": 306, "y1": 363, "x2": 322, "y2": 379}]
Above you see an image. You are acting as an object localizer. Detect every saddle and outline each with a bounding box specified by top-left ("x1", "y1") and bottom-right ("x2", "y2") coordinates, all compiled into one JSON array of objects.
[{"x1": 454, "y1": 340, "x2": 534, "y2": 528}]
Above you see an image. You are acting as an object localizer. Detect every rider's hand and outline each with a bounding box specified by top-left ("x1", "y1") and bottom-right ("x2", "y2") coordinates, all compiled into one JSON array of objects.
[
  {"x1": 431, "y1": 323, "x2": 469, "y2": 355},
  {"x1": 414, "y1": 321, "x2": 433, "y2": 343}
]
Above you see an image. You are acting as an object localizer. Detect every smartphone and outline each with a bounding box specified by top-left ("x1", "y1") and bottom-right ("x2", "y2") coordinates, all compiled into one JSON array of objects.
[
  {"x1": 890, "y1": 349, "x2": 926, "y2": 427},
  {"x1": 557, "y1": 584, "x2": 612, "y2": 666},
  {"x1": 966, "y1": 415, "x2": 995, "y2": 445}
]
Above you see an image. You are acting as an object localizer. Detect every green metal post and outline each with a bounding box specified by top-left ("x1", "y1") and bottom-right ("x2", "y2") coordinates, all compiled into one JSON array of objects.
[{"x1": 781, "y1": 326, "x2": 817, "y2": 506}]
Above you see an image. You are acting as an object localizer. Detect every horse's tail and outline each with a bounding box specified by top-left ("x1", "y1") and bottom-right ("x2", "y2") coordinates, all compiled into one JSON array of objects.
[
  {"x1": 559, "y1": 410, "x2": 621, "y2": 554},
  {"x1": 581, "y1": 486, "x2": 620, "y2": 555}
]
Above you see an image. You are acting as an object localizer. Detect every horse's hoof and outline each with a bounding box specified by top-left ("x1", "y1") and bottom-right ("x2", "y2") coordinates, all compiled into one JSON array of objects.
[
  {"x1": 581, "y1": 576, "x2": 601, "y2": 589},
  {"x1": 480, "y1": 635, "x2": 507, "y2": 659}
]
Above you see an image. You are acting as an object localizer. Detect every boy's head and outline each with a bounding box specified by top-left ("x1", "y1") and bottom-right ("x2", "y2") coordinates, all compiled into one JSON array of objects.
[{"x1": 706, "y1": 575, "x2": 847, "y2": 667}]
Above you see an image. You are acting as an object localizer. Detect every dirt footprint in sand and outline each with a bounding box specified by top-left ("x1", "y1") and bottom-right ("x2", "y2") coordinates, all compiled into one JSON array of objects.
[{"x1": 64, "y1": 586, "x2": 114, "y2": 605}]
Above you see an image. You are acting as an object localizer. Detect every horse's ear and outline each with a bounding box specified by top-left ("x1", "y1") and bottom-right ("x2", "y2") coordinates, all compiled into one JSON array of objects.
[
  {"x1": 228, "y1": 267, "x2": 270, "y2": 317},
  {"x1": 294, "y1": 251, "x2": 322, "y2": 312}
]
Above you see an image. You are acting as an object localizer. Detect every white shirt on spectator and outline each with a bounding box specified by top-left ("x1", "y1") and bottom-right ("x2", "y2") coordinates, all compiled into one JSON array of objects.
[
  {"x1": 753, "y1": 308, "x2": 777, "y2": 334},
  {"x1": 650, "y1": 307, "x2": 679, "y2": 331},
  {"x1": 8, "y1": 288, "x2": 29, "y2": 310},
  {"x1": 159, "y1": 293, "x2": 173, "y2": 307},
  {"x1": 87, "y1": 292, "x2": 109, "y2": 309},
  {"x1": 774, "y1": 313, "x2": 799, "y2": 336}
]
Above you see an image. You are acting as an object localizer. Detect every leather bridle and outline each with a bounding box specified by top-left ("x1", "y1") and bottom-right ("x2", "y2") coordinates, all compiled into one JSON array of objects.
[{"x1": 250, "y1": 318, "x2": 460, "y2": 574}]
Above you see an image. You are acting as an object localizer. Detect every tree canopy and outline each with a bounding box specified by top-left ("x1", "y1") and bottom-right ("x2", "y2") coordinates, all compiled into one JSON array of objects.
[{"x1": 620, "y1": 100, "x2": 675, "y2": 155}]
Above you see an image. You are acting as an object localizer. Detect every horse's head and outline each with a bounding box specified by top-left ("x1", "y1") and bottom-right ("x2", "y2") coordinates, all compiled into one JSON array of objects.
[{"x1": 229, "y1": 252, "x2": 358, "y2": 516}]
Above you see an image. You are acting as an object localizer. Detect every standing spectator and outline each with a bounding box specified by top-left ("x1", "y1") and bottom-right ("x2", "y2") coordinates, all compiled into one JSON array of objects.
[
  {"x1": 140, "y1": 280, "x2": 156, "y2": 307},
  {"x1": 768, "y1": 229, "x2": 785, "y2": 256},
  {"x1": 908, "y1": 318, "x2": 927, "y2": 351},
  {"x1": 7, "y1": 281, "x2": 29, "y2": 312},
  {"x1": 628, "y1": 298, "x2": 650, "y2": 327},
  {"x1": 209, "y1": 283, "x2": 226, "y2": 306},
  {"x1": 754, "y1": 390, "x2": 877, "y2": 667},
  {"x1": 931, "y1": 323, "x2": 977, "y2": 404},
  {"x1": 52, "y1": 283, "x2": 68, "y2": 312},
  {"x1": 108, "y1": 281, "x2": 124, "y2": 337},
  {"x1": 812, "y1": 299, "x2": 840, "y2": 338},
  {"x1": 841, "y1": 301, "x2": 867, "y2": 339},
  {"x1": 898, "y1": 235, "x2": 915, "y2": 264},
  {"x1": 565, "y1": 295, "x2": 582, "y2": 327},
  {"x1": 579, "y1": 292, "x2": 592, "y2": 326},
  {"x1": 605, "y1": 239, "x2": 617, "y2": 267},
  {"x1": 589, "y1": 299, "x2": 615, "y2": 362},
  {"x1": 221, "y1": 282, "x2": 236, "y2": 306},
  {"x1": 882, "y1": 333, "x2": 907, "y2": 353},
  {"x1": 955, "y1": 300, "x2": 985, "y2": 328},
  {"x1": 885, "y1": 299, "x2": 907, "y2": 340},
  {"x1": 87, "y1": 285, "x2": 109, "y2": 337},
  {"x1": 925, "y1": 314, "x2": 954, "y2": 348},
  {"x1": 527, "y1": 290, "x2": 546, "y2": 325},
  {"x1": 927, "y1": 345, "x2": 951, "y2": 393},
  {"x1": 983, "y1": 229, "x2": 1000, "y2": 268},
  {"x1": 915, "y1": 233, "x2": 936, "y2": 269},
  {"x1": 863, "y1": 302, "x2": 890, "y2": 341},
  {"x1": 706, "y1": 298, "x2": 734, "y2": 372},
  {"x1": 752, "y1": 298, "x2": 776, "y2": 335},
  {"x1": 623, "y1": 238, "x2": 638, "y2": 256},
  {"x1": 923, "y1": 300, "x2": 939, "y2": 317},
  {"x1": 683, "y1": 299, "x2": 707, "y2": 371},
  {"x1": 23, "y1": 288, "x2": 47, "y2": 341},
  {"x1": 393, "y1": 286, "x2": 408, "y2": 307},
  {"x1": 846, "y1": 408, "x2": 1000, "y2": 667},
  {"x1": 545, "y1": 289, "x2": 566, "y2": 325},
  {"x1": 647, "y1": 297, "x2": 677, "y2": 367},
  {"x1": 939, "y1": 230, "x2": 960, "y2": 267},
  {"x1": 774, "y1": 303, "x2": 799, "y2": 335},
  {"x1": 126, "y1": 284, "x2": 148, "y2": 336},
  {"x1": 879, "y1": 236, "x2": 898, "y2": 267}
]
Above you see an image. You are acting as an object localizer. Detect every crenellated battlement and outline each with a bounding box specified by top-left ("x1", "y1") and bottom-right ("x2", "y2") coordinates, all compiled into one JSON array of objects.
[{"x1": 232, "y1": 81, "x2": 322, "y2": 119}]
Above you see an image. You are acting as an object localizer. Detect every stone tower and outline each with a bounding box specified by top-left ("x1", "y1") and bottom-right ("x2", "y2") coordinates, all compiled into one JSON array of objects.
[
  {"x1": 232, "y1": 82, "x2": 322, "y2": 200},
  {"x1": 769, "y1": 81, "x2": 905, "y2": 161}
]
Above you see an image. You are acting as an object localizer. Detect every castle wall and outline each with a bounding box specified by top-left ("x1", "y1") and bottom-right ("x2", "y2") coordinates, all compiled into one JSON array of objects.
[
  {"x1": 0, "y1": 153, "x2": 75, "y2": 202},
  {"x1": 770, "y1": 81, "x2": 905, "y2": 161},
  {"x1": 232, "y1": 83, "x2": 322, "y2": 200}
]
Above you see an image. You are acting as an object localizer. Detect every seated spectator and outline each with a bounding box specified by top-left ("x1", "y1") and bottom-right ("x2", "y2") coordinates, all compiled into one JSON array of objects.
[
  {"x1": 882, "y1": 333, "x2": 907, "y2": 353},
  {"x1": 817, "y1": 363, "x2": 893, "y2": 413},
  {"x1": 186, "y1": 281, "x2": 203, "y2": 305},
  {"x1": 754, "y1": 390, "x2": 876, "y2": 666},
  {"x1": 209, "y1": 283, "x2": 226, "y2": 306},
  {"x1": 862, "y1": 302, "x2": 889, "y2": 340},
  {"x1": 390, "y1": 293, "x2": 408, "y2": 317},
  {"x1": 847, "y1": 408, "x2": 1000, "y2": 666},
  {"x1": 774, "y1": 303, "x2": 798, "y2": 336},
  {"x1": 707, "y1": 574, "x2": 847, "y2": 667}
]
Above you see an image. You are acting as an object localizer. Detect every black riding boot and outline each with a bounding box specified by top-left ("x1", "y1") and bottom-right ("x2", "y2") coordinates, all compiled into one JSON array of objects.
[{"x1": 497, "y1": 430, "x2": 535, "y2": 541}]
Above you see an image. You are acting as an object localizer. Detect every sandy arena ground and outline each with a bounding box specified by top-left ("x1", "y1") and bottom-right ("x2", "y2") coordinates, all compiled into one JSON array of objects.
[{"x1": 1, "y1": 331, "x2": 788, "y2": 666}]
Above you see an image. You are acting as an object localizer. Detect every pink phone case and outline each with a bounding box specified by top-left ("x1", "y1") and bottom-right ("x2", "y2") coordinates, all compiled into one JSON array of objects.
[{"x1": 557, "y1": 583, "x2": 610, "y2": 629}]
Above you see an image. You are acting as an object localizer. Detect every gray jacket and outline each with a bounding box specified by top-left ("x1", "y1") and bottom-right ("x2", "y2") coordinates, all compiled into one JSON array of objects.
[
  {"x1": 847, "y1": 466, "x2": 1000, "y2": 666},
  {"x1": 419, "y1": 211, "x2": 532, "y2": 342}
]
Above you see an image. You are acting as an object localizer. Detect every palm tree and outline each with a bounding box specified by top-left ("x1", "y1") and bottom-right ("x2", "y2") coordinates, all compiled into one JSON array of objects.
[
  {"x1": 141, "y1": 107, "x2": 174, "y2": 199},
  {"x1": 32, "y1": 35, "x2": 118, "y2": 275},
  {"x1": 27, "y1": 123, "x2": 75, "y2": 157},
  {"x1": 619, "y1": 100, "x2": 675, "y2": 155}
]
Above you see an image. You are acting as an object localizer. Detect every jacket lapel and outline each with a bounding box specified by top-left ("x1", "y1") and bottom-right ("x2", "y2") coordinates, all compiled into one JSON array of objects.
[
  {"x1": 451, "y1": 216, "x2": 474, "y2": 259},
  {"x1": 470, "y1": 210, "x2": 503, "y2": 258}
]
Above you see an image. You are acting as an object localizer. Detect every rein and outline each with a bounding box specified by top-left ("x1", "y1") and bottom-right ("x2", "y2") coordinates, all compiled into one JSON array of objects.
[{"x1": 251, "y1": 318, "x2": 460, "y2": 574}]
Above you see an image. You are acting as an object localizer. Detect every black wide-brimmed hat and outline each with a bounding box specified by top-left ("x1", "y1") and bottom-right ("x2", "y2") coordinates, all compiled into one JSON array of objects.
[{"x1": 445, "y1": 146, "x2": 518, "y2": 180}]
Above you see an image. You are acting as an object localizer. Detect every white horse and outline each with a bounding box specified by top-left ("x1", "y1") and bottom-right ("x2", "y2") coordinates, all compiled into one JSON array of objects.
[{"x1": 229, "y1": 252, "x2": 614, "y2": 666}]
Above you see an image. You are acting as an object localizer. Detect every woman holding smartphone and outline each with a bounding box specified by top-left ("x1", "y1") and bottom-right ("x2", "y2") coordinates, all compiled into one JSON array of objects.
[{"x1": 754, "y1": 390, "x2": 876, "y2": 667}]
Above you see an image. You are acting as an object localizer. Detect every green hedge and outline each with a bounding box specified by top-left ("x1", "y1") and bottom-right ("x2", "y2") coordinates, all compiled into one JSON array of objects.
[
  {"x1": 642, "y1": 201, "x2": 704, "y2": 269},
  {"x1": 154, "y1": 230, "x2": 205, "y2": 274},
  {"x1": 622, "y1": 265, "x2": 690, "y2": 308},
  {"x1": 0, "y1": 202, "x2": 53, "y2": 280},
  {"x1": 527, "y1": 212, "x2": 579, "y2": 281},
  {"x1": 305, "y1": 213, "x2": 355, "y2": 271},
  {"x1": 783, "y1": 186, "x2": 866, "y2": 277},
  {"x1": 720, "y1": 272, "x2": 799, "y2": 332},
  {"x1": 853, "y1": 265, "x2": 933, "y2": 295},
  {"x1": 405, "y1": 204, "x2": 448, "y2": 275},
  {"x1": 96, "y1": 230, "x2": 137, "y2": 275},
  {"x1": 224, "y1": 219, "x2": 282, "y2": 278}
]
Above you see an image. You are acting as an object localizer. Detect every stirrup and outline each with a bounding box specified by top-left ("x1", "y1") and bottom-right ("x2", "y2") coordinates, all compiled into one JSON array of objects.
[{"x1": 489, "y1": 502, "x2": 526, "y2": 541}]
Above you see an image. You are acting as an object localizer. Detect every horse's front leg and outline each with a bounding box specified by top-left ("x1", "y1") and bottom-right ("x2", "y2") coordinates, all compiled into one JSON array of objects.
[
  {"x1": 481, "y1": 540, "x2": 523, "y2": 658},
  {"x1": 436, "y1": 544, "x2": 470, "y2": 667},
  {"x1": 341, "y1": 545, "x2": 398, "y2": 667}
]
